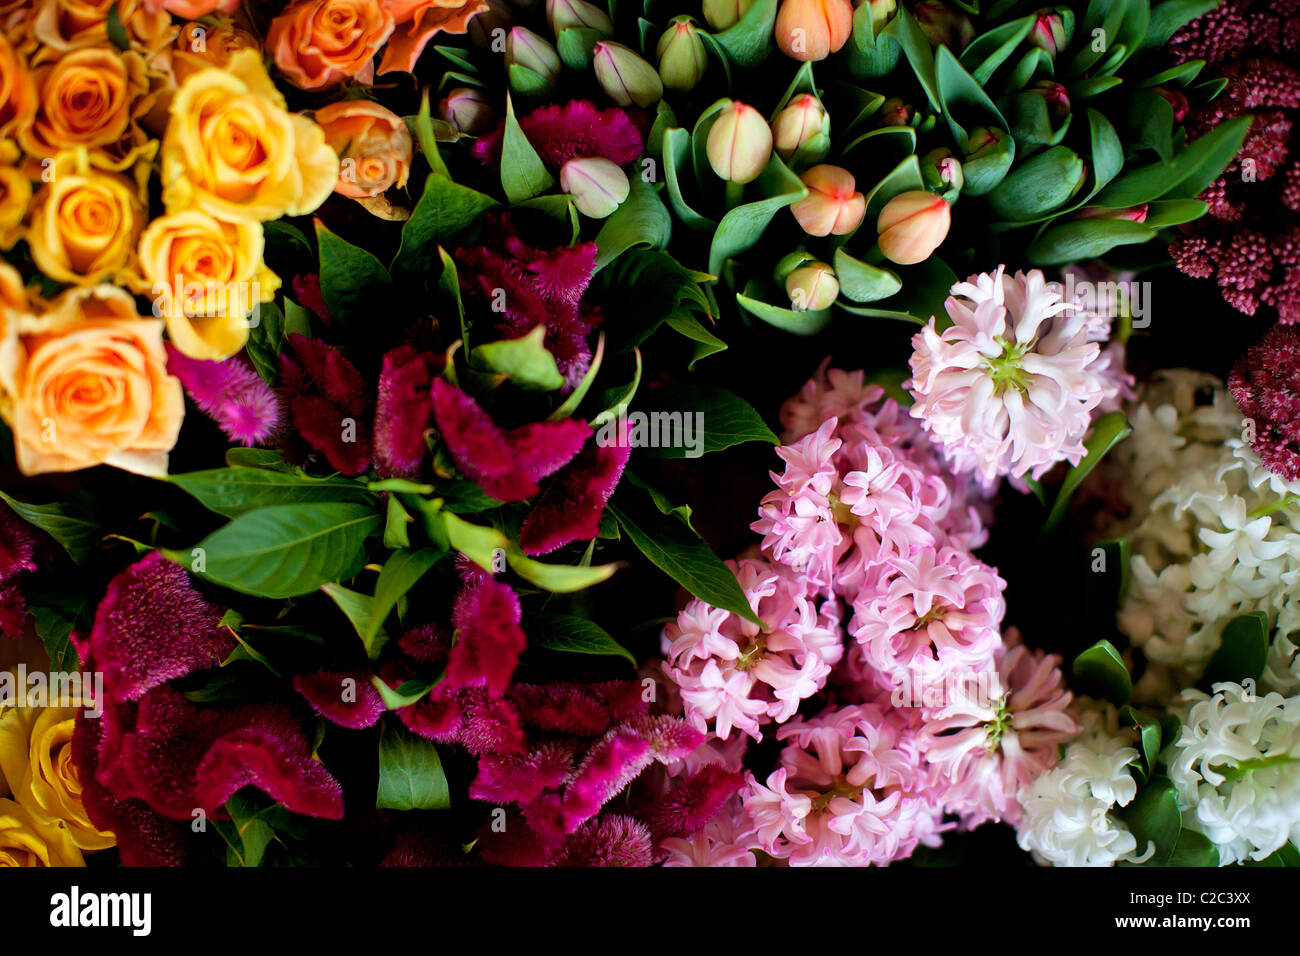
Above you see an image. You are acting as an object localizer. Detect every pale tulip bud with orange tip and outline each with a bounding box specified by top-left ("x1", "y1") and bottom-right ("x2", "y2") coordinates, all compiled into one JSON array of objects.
[
  {"x1": 703, "y1": 0, "x2": 754, "y2": 30},
  {"x1": 593, "y1": 41, "x2": 663, "y2": 108},
  {"x1": 775, "y1": 0, "x2": 853, "y2": 62},
  {"x1": 439, "y1": 87, "x2": 497, "y2": 135},
  {"x1": 657, "y1": 17, "x2": 707, "y2": 90},
  {"x1": 785, "y1": 261, "x2": 839, "y2": 311},
  {"x1": 560, "y1": 157, "x2": 630, "y2": 218},
  {"x1": 876, "y1": 190, "x2": 951, "y2": 265},
  {"x1": 771, "y1": 93, "x2": 831, "y2": 165},
  {"x1": 706, "y1": 100, "x2": 773, "y2": 184},
  {"x1": 791, "y1": 165, "x2": 865, "y2": 237}
]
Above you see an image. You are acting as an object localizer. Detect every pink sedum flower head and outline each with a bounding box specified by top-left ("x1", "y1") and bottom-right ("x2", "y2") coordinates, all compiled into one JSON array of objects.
[
  {"x1": 740, "y1": 703, "x2": 948, "y2": 865},
  {"x1": 908, "y1": 266, "x2": 1112, "y2": 484},
  {"x1": 661, "y1": 557, "x2": 843, "y2": 741}
]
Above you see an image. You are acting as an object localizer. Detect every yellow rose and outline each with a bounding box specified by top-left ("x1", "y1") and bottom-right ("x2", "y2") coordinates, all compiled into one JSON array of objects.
[
  {"x1": 0, "y1": 32, "x2": 33, "y2": 158},
  {"x1": 0, "y1": 164, "x2": 30, "y2": 250},
  {"x1": 28, "y1": 149, "x2": 144, "y2": 286},
  {"x1": 168, "y1": 18, "x2": 260, "y2": 88},
  {"x1": 0, "y1": 705, "x2": 114, "y2": 852},
  {"x1": 0, "y1": 285, "x2": 184, "y2": 477},
  {"x1": 136, "y1": 210, "x2": 280, "y2": 360},
  {"x1": 19, "y1": 46, "x2": 158, "y2": 173},
  {"x1": 0, "y1": 797, "x2": 84, "y2": 866},
  {"x1": 162, "y1": 49, "x2": 339, "y2": 222}
]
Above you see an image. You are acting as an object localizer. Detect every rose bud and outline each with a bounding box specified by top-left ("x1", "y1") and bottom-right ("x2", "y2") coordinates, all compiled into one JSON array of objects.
[
  {"x1": 561, "y1": 156, "x2": 630, "y2": 218},
  {"x1": 921, "y1": 147, "x2": 963, "y2": 196},
  {"x1": 1151, "y1": 86, "x2": 1190, "y2": 123},
  {"x1": 1026, "y1": 8, "x2": 1068, "y2": 57},
  {"x1": 913, "y1": 1, "x2": 974, "y2": 52},
  {"x1": 593, "y1": 41, "x2": 663, "y2": 108},
  {"x1": 863, "y1": 0, "x2": 897, "y2": 35},
  {"x1": 706, "y1": 100, "x2": 773, "y2": 184},
  {"x1": 1075, "y1": 204, "x2": 1148, "y2": 223},
  {"x1": 791, "y1": 165, "x2": 865, "y2": 236},
  {"x1": 1027, "y1": 79, "x2": 1071, "y2": 122},
  {"x1": 440, "y1": 87, "x2": 497, "y2": 135},
  {"x1": 657, "y1": 17, "x2": 707, "y2": 90},
  {"x1": 469, "y1": 0, "x2": 514, "y2": 49},
  {"x1": 876, "y1": 96, "x2": 913, "y2": 128},
  {"x1": 703, "y1": 0, "x2": 754, "y2": 31},
  {"x1": 772, "y1": 93, "x2": 831, "y2": 165},
  {"x1": 785, "y1": 261, "x2": 839, "y2": 311},
  {"x1": 506, "y1": 26, "x2": 561, "y2": 88},
  {"x1": 776, "y1": 0, "x2": 854, "y2": 62},
  {"x1": 547, "y1": 0, "x2": 613, "y2": 35},
  {"x1": 876, "y1": 190, "x2": 951, "y2": 265}
]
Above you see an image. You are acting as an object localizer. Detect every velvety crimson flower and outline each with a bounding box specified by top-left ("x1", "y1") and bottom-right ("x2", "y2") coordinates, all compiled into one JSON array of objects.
[
  {"x1": 508, "y1": 679, "x2": 646, "y2": 735},
  {"x1": 1229, "y1": 324, "x2": 1300, "y2": 480},
  {"x1": 373, "y1": 345, "x2": 444, "y2": 478},
  {"x1": 430, "y1": 379, "x2": 589, "y2": 501},
  {"x1": 87, "y1": 552, "x2": 234, "y2": 704},
  {"x1": 553, "y1": 815, "x2": 654, "y2": 866},
  {"x1": 518, "y1": 428, "x2": 630, "y2": 554},
  {"x1": 292, "y1": 273, "x2": 331, "y2": 323},
  {"x1": 279, "y1": 333, "x2": 373, "y2": 474},
  {"x1": 166, "y1": 345, "x2": 282, "y2": 446},
  {"x1": 471, "y1": 100, "x2": 644, "y2": 168},
  {"x1": 399, "y1": 683, "x2": 526, "y2": 755},
  {"x1": 645, "y1": 763, "x2": 746, "y2": 844},
  {"x1": 0, "y1": 504, "x2": 36, "y2": 638},
  {"x1": 294, "y1": 670, "x2": 387, "y2": 729},
  {"x1": 447, "y1": 567, "x2": 527, "y2": 695}
]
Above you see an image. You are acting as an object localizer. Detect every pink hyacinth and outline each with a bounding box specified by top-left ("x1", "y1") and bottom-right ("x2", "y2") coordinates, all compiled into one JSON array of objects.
[
  {"x1": 919, "y1": 630, "x2": 1077, "y2": 828},
  {"x1": 661, "y1": 557, "x2": 843, "y2": 742},
  {"x1": 907, "y1": 266, "x2": 1112, "y2": 483},
  {"x1": 739, "y1": 703, "x2": 948, "y2": 866}
]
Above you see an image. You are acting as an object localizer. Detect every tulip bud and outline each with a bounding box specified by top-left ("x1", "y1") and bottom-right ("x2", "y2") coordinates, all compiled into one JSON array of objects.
[
  {"x1": 862, "y1": 0, "x2": 897, "y2": 36},
  {"x1": 469, "y1": 0, "x2": 513, "y2": 49},
  {"x1": 774, "y1": 250, "x2": 817, "y2": 283},
  {"x1": 921, "y1": 147, "x2": 963, "y2": 197},
  {"x1": 876, "y1": 96, "x2": 913, "y2": 128},
  {"x1": 876, "y1": 190, "x2": 950, "y2": 265},
  {"x1": 703, "y1": 0, "x2": 754, "y2": 31},
  {"x1": 1026, "y1": 9, "x2": 1068, "y2": 58},
  {"x1": 546, "y1": 0, "x2": 613, "y2": 35},
  {"x1": 786, "y1": 261, "x2": 839, "y2": 311},
  {"x1": 592, "y1": 41, "x2": 663, "y2": 108},
  {"x1": 1027, "y1": 79, "x2": 1071, "y2": 123},
  {"x1": 506, "y1": 27, "x2": 561, "y2": 88},
  {"x1": 771, "y1": 93, "x2": 831, "y2": 165},
  {"x1": 1151, "y1": 86, "x2": 1190, "y2": 123},
  {"x1": 1075, "y1": 204, "x2": 1148, "y2": 223},
  {"x1": 440, "y1": 87, "x2": 497, "y2": 135},
  {"x1": 776, "y1": 0, "x2": 854, "y2": 62},
  {"x1": 706, "y1": 100, "x2": 773, "y2": 184},
  {"x1": 656, "y1": 17, "x2": 707, "y2": 91},
  {"x1": 913, "y1": 1, "x2": 974, "y2": 53},
  {"x1": 791, "y1": 165, "x2": 865, "y2": 236},
  {"x1": 560, "y1": 157, "x2": 630, "y2": 218},
  {"x1": 964, "y1": 125, "x2": 1008, "y2": 161}
]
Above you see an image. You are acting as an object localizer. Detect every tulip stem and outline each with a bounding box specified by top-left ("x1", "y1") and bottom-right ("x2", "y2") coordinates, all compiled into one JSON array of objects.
[{"x1": 725, "y1": 180, "x2": 745, "y2": 211}]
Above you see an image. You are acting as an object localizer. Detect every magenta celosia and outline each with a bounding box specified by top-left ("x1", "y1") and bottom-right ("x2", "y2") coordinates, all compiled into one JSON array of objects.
[
  {"x1": 518, "y1": 429, "x2": 630, "y2": 555},
  {"x1": 279, "y1": 333, "x2": 372, "y2": 474},
  {"x1": 166, "y1": 344, "x2": 282, "y2": 446},
  {"x1": 447, "y1": 568, "x2": 527, "y2": 695},
  {"x1": 294, "y1": 670, "x2": 387, "y2": 729},
  {"x1": 373, "y1": 345, "x2": 443, "y2": 478},
  {"x1": 0, "y1": 504, "x2": 36, "y2": 638},
  {"x1": 471, "y1": 99, "x2": 644, "y2": 168}
]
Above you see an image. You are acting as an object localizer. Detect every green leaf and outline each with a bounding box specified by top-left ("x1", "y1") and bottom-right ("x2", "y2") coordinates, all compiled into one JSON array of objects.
[
  {"x1": 225, "y1": 447, "x2": 292, "y2": 471},
  {"x1": 1200, "y1": 611, "x2": 1269, "y2": 689},
  {"x1": 371, "y1": 675, "x2": 434, "y2": 710},
  {"x1": 470, "y1": 324, "x2": 565, "y2": 390},
  {"x1": 391, "y1": 174, "x2": 497, "y2": 276},
  {"x1": 1072, "y1": 639, "x2": 1132, "y2": 706},
  {"x1": 609, "y1": 495, "x2": 760, "y2": 626},
  {"x1": 833, "y1": 248, "x2": 902, "y2": 302},
  {"x1": 633, "y1": 384, "x2": 777, "y2": 458},
  {"x1": 1044, "y1": 411, "x2": 1132, "y2": 529},
  {"x1": 315, "y1": 220, "x2": 394, "y2": 326},
  {"x1": 1142, "y1": 198, "x2": 1207, "y2": 228},
  {"x1": 665, "y1": 314, "x2": 727, "y2": 367},
  {"x1": 989, "y1": 146, "x2": 1085, "y2": 220},
  {"x1": 501, "y1": 93, "x2": 553, "y2": 203},
  {"x1": 1119, "y1": 704, "x2": 1163, "y2": 778},
  {"x1": 737, "y1": 284, "x2": 832, "y2": 335},
  {"x1": 1166, "y1": 828, "x2": 1219, "y2": 867},
  {"x1": 708, "y1": 152, "x2": 807, "y2": 276},
  {"x1": 557, "y1": 26, "x2": 604, "y2": 69},
  {"x1": 505, "y1": 544, "x2": 620, "y2": 592},
  {"x1": 960, "y1": 14, "x2": 1034, "y2": 84},
  {"x1": 166, "y1": 503, "x2": 381, "y2": 599},
  {"x1": 662, "y1": 127, "x2": 716, "y2": 232},
  {"x1": 1140, "y1": 0, "x2": 1219, "y2": 51},
  {"x1": 1027, "y1": 219, "x2": 1157, "y2": 265},
  {"x1": 245, "y1": 300, "x2": 285, "y2": 384},
  {"x1": 322, "y1": 583, "x2": 388, "y2": 658},
  {"x1": 223, "y1": 793, "x2": 276, "y2": 868},
  {"x1": 711, "y1": 0, "x2": 777, "y2": 68},
  {"x1": 369, "y1": 548, "x2": 440, "y2": 649},
  {"x1": 384, "y1": 494, "x2": 411, "y2": 549},
  {"x1": 167, "y1": 468, "x2": 370, "y2": 518},
  {"x1": 594, "y1": 177, "x2": 672, "y2": 271},
  {"x1": 28, "y1": 592, "x2": 86, "y2": 672},
  {"x1": 593, "y1": 347, "x2": 642, "y2": 425},
  {"x1": 550, "y1": 332, "x2": 605, "y2": 419},
  {"x1": 933, "y1": 45, "x2": 1006, "y2": 145},
  {"x1": 885, "y1": 5, "x2": 940, "y2": 112},
  {"x1": 0, "y1": 491, "x2": 101, "y2": 564},
  {"x1": 411, "y1": 88, "x2": 450, "y2": 178},
  {"x1": 106, "y1": 2, "x2": 129, "y2": 50},
  {"x1": 834, "y1": 256, "x2": 957, "y2": 325},
  {"x1": 1119, "y1": 776, "x2": 1181, "y2": 866},
  {"x1": 532, "y1": 614, "x2": 636, "y2": 665},
  {"x1": 376, "y1": 721, "x2": 450, "y2": 810},
  {"x1": 1095, "y1": 116, "x2": 1251, "y2": 207}
]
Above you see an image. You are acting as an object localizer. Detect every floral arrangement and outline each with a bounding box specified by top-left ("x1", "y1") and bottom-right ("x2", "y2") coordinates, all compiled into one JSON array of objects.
[{"x1": 0, "y1": 0, "x2": 1293, "y2": 873}]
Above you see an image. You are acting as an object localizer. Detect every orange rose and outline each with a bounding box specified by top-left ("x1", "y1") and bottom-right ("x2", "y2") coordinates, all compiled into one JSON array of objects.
[
  {"x1": 377, "y1": 0, "x2": 489, "y2": 74},
  {"x1": 144, "y1": 0, "x2": 240, "y2": 17},
  {"x1": 162, "y1": 50, "x2": 339, "y2": 222},
  {"x1": 27, "y1": 149, "x2": 144, "y2": 286},
  {"x1": 168, "y1": 18, "x2": 260, "y2": 88},
  {"x1": 0, "y1": 34, "x2": 31, "y2": 156},
  {"x1": 0, "y1": 285, "x2": 183, "y2": 477},
  {"x1": 29, "y1": 0, "x2": 174, "y2": 55},
  {"x1": 316, "y1": 99, "x2": 413, "y2": 200},
  {"x1": 0, "y1": 165, "x2": 29, "y2": 249},
  {"x1": 267, "y1": 0, "x2": 396, "y2": 91},
  {"x1": 18, "y1": 47, "x2": 158, "y2": 173}
]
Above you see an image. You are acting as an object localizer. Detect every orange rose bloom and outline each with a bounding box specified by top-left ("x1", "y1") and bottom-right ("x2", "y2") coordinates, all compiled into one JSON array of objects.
[
  {"x1": 316, "y1": 99, "x2": 413, "y2": 199},
  {"x1": 0, "y1": 165, "x2": 30, "y2": 249},
  {"x1": 168, "y1": 18, "x2": 260, "y2": 88},
  {"x1": 267, "y1": 0, "x2": 396, "y2": 91},
  {"x1": 29, "y1": 0, "x2": 174, "y2": 54},
  {"x1": 143, "y1": 0, "x2": 240, "y2": 17},
  {"x1": 0, "y1": 285, "x2": 184, "y2": 477},
  {"x1": 775, "y1": 0, "x2": 852, "y2": 61},
  {"x1": 377, "y1": 0, "x2": 490, "y2": 74},
  {"x1": 19, "y1": 47, "x2": 157, "y2": 172}
]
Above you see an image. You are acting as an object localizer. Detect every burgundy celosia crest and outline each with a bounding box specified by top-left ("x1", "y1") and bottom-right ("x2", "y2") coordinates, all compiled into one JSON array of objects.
[
  {"x1": 519, "y1": 429, "x2": 631, "y2": 555},
  {"x1": 470, "y1": 741, "x2": 576, "y2": 805},
  {"x1": 0, "y1": 504, "x2": 36, "y2": 638},
  {"x1": 430, "y1": 379, "x2": 589, "y2": 501},
  {"x1": 166, "y1": 344, "x2": 282, "y2": 446},
  {"x1": 292, "y1": 273, "x2": 331, "y2": 323},
  {"x1": 508, "y1": 680, "x2": 647, "y2": 735},
  {"x1": 373, "y1": 345, "x2": 444, "y2": 478},
  {"x1": 294, "y1": 670, "x2": 387, "y2": 729},
  {"x1": 398, "y1": 684, "x2": 526, "y2": 755},
  {"x1": 1230, "y1": 323, "x2": 1300, "y2": 479},
  {"x1": 447, "y1": 571, "x2": 527, "y2": 695},
  {"x1": 279, "y1": 333, "x2": 373, "y2": 475},
  {"x1": 645, "y1": 764, "x2": 746, "y2": 843},
  {"x1": 471, "y1": 100, "x2": 644, "y2": 168},
  {"x1": 554, "y1": 815, "x2": 653, "y2": 866}
]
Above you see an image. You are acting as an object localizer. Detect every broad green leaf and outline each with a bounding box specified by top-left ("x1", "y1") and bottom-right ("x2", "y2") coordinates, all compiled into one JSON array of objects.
[
  {"x1": 166, "y1": 503, "x2": 380, "y2": 599},
  {"x1": 28, "y1": 592, "x2": 86, "y2": 672},
  {"x1": 376, "y1": 721, "x2": 450, "y2": 810},
  {"x1": 665, "y1": 314, "x2": 727, "y2": 367},
  {"x1": 315, "y1": 220, "x2": 393, "y2": 326},
  {"x1": 989, "y1": 146, "x2": 1085, "y2": 220},
  {"x1": 594, "y1": 177, "x2": 672, "y2": 270},
  {"x1": 1140, "y1": 0, "x2": 1218, "y2": 51},
  {"x1": 0, "y1": 491, "x2": 101, "y2": 564},
  {"x1": 1119, "y1": 704, "x2": 1163, "y2": 778},
  {"x1": 1166, "y1": 828, "x2": 1219, "y2": 867},
  {"x1": 662, "y1": 126, "x2": 716, "y2": 232},
  {"x1": 1200, "y1": 611, "x2": 1269, "y2": 689},
  {"x1": 711, "y1": 0, "x2": 777, "y2": 68},
  {"x1": 1095, "y1": 116, "x2": 1251, "y2": 207},
  {"x1": 1027, "y1": 220, "x2": 1157, "y2": 265},
  {"x1": 391, "y1": 174, "x2": 497, "y2": 275},
  {"x1": 550, "y1": 332, "x2": 605, "y2": 419},
  {"x1": 557, "y1": 26, "x2": 604, "y2": 69},
  {"x1": 1072, "y1": 639, "x2": 1132, "y2": 706},
  {"x1": 884, "y1": 5, "x2": 940, "y2": 112},
  {"x1": 1044, "y1": 411, "x2": 1132, "y2": 529},
  {"x1": 532, "y1": 614, "x2": 636, "y2": 665},
  {"x1": 225, "y1": 447, "x2": 293, "y2": 471},
  {"x1": 960, "y1": 14, "x2": 1034, "y2": 84},
  {"x1": 371, "y1": 675, "x2": 435, "y2": 710},
  {"x1": 411, "y1": 88, "x2": 450, "y2": 178},
  {"x1": 934, "y1": 45, "x2": 1006, "y2": 145},
  {"x1": 223, "y1": 793, "x2": 276, "y2": 868},
  {"x1": 1119, "y1": 776, "x2": 1181, "y2": 866},
  {"x1": 322, "y1": 583, "x2": 388, "y2": 658},
  {"x1": 470, "y1": 325, "x2": 565, "y2": 390},
  {"x1": 167, "y1": 468, "x2": 370, "y2": 518},
  {"x1": 737, "y1": 285, "x2": 832, "y2": 335},
  {"x1": 634, "y1": 384, "x2": 777, "y2": 458},
  {"x1": 593, "y1": 347, "x2": 642, "y2": 425},
  {"x1": 708, "y1": 153, "x2": 807, "y2": 276},
  {"x1": 506, "y1": 544, "x2": 619, "y2": 592},
  {"x1": 833, "y1": 248, "x2": 902, "y2": 302},
  {"x1": 368, "y1": 548, "x2": 440, "y2": 647},
  {"x1": 1142, "y1": 198, "x2": 1207, "y2": 228},
  {"x1": 501, "y1": 93, "x2": 553, "y2": 203}
]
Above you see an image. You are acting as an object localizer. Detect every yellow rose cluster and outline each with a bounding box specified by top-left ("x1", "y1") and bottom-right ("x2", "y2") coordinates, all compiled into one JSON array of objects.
[{"x1": 0, "y1": 2, "x2": 342, "y2": 476}]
